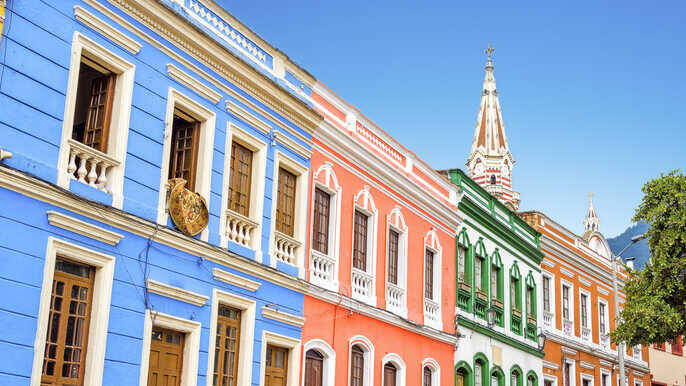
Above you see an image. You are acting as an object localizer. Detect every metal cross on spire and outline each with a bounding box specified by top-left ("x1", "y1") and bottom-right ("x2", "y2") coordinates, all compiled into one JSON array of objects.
[{"x1": 485, "y1": 44, "x2": 495, "y2": 60}]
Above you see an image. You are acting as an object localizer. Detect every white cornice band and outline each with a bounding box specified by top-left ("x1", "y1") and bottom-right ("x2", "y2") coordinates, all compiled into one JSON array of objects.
[
  {"x1": 47, "y1": 210, "x2": 124, "y2": 245},
  {"x1": 213, "y1": 267, "x2": 261, "y2": 292},
  {"x1": 74, "y1": 5, "x2": 142, "y2": 54},
  {"x1": 146, "y1": 279, "x2": 209, "y2": 306},
  {"x1": 261, "y1": 306, "x2": 305, "y2": 327},
  {"x1": 167, "y1": 63, "x2": 222, "y2": 103}
]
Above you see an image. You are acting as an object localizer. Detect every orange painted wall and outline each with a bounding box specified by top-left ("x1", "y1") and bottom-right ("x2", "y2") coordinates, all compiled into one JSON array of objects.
[{"x1": 302, "y1": 296, "x2": 455, "y2": 385}]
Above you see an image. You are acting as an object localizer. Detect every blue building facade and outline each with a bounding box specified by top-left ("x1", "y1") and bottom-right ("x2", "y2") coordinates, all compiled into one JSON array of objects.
[{"x1": 0, "y1": 0, "x2": 321, "y2": 385}]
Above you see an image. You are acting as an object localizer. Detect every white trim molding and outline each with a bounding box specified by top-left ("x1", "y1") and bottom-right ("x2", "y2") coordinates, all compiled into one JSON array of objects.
[
  {"x1": 274, "y1": 130, "x2": 312, "y2": 159},
  {"x1": 139, "y1": 310, "x2": 201, "y2": 386},
  {"x1": 385, "y1": 206, "x2": 408, "y2": 318},
  {"x1": 31, "y1": 237, "x2": 115, "y2": 386},
  {"x1": 146, "y1": 279, "x2": 209, "y2": 306},
  {"x1": 156, "y1": 87, "x2": 216, "y2": 242},
  {"x1": 46, "y1": 210, "x2": 124, "y2": 245},
  {"x1": 261, "y1": 305, "x2": 305, "y2": 327},
  {"x1": 421, "y1": 358, "x2": 441, "y2": 386},
  {"x1": 212, "y1": 267, "x2": 261, "y2": 292},
  {"x1": 205, "y1": 289, "x2": 256, "y2": 386},
  {"x1": 423, "y1": 229, "x2": 443, "y2": 330},
  {"x1": 56, "y1": 31, "x2": 135, "y2": 209},
  {"x1": 301, "y1": 339, "x2": 336, "y2": 386},
  {"x1": 259, "y1": 331, "x2": 301, "y2": 386},
  {"x1": 348, "y1": 335, "x2": 375, "y2": 386},
  {"x1": 351, "y1": 187, "x2": 379, "y2": 307},
  {"x1": 226, "y1": 100, "x2": 271, "y2": 134},
  {"x1": 73, "y1": 5, "x2": 142, "y2": 54},
  {"x1": 167, "y1": 63, "x2": 222, "y2": 103},
  {"x1": 381, "y1": 353, "x2": 406, "y2": 386}
]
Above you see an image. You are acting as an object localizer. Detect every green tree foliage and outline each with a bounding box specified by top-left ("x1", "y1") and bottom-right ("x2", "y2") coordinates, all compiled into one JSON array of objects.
[{"x1": 612, "y1": 170, "x2": 686, "y2": 346}]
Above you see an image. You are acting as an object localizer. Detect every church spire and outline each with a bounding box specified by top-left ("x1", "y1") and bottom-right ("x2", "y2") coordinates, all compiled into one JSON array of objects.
[
  {"x1": 466, "y1": 44, "x2": 520, "y2": 210},
  {"x1": 583, "y1": 192, "x2": 600, "y2": 234}
]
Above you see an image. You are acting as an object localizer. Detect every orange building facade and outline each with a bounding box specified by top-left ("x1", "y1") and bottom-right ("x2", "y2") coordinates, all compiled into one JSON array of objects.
[
  {"x1": 299, "y1": 83, "x2": 462, "y2": 386},
  {"x1": 520, "y1": 203, "x2": 650, "y2": 386}
]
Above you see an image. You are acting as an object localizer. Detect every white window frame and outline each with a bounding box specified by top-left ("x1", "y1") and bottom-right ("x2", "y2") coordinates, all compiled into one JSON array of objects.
[
  {"x1": 31, "y1": 237, "x2": 115, "y2": 386},
  {"x1": 579, "y1": 289, "x2": 592, "y2": 341},
  {"x1": 580, "y1": 373, "x2": 594, "y2": 386},
  {"x1": 542, "y1": 374, "x2": 557, "y2": 386},
  {"x1": 423, "y1": 229, "x2": 443, "y2": 330},
  {"x1": 599, "y1": 369, "x2": 611, "y2": 386},
  {"x1": 421, "y1": 358, "x2": 441, "y2": 386},
  {"x1": 220, "y1": 122, "x2": 268, "y2": 259},
  {"x1": 156, "y1": 88, "x2": 216, "y2": 241},
  {"x1": 598, "y1": 299, "x2": 610, "y2": 338},
  {"x1": 308, "y1": 162, "x2": 342, "y2": 291},
  {"x1": 348, "y1": 335, "x2": 374, "y2": 386},
  {"x1": 381, "y1": 353, "x2": 406, "y2": 386},
  {"x1": 560, "y1": 280, "x2": 574, "y2": 335},
  {"x1": 541, "y1": 271, "x2": 555, "y2": 316},
  {"x1": 56, "y1": 32, "x2": 135, "y2": 209},
  {"x1": 205, "y1": 289, "x2": 256, "y2": 386},
  {"x1": 259, "y1": 331, "x2": 301, "y2": 386},
  {"x1": 269, "y1": 150, "x2": 309, "y2": 275},
  {"x1": 563, "y1": 358, "x2": 576, "y2": 386},
  {"x1": 385, "y1": 207, "x2": 408, "y2": 318},
  {"x1": 350, "y1": 187, "x2": 378, "y2": 306},
  {"x1": 301, "y1": 339, "x2": 336, "y2": 386},
  {"x1": 139, "y1": 310, "x2": 202, "y2": 386}
]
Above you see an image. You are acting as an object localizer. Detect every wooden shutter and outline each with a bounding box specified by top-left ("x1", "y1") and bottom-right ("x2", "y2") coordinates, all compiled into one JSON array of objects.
[
  {"x1": 227, "y1": 142, "x2": 253, "y2": 216},
  {"x1": 350, "y1": 346, "x2": 364, "y2": 386},
  {"x1": 383, "y1": 363, "x2": 397, "y2": 386},
  {"x1": 425, "y1": 249, "x2": 434, "y2": 300},
  {"x1": 275, "y1": 168, "x2": 297, "y2": 236},
  {"x1": 168, "y1": 113, "x2": 200, "y2": 191},
  {"x1": 312, "y1": 188, "x2": 330, "y2": 254},
  {"x1": 352, "y1": 210, "x2": 368, "y2": 271},
  {"x1": 424, "y1": 367, "x2": 434, "y2": 386},
  {"x1": 387, "y1": 229, "x2": 399, "y2": 285},
  {"x1": 41, "y1": 258, "x2": 94, "y2": 385},
  {"x1": 148, "y1": 328, "x2": 185, "y2": 386},
  {"x1": 82, "y1": 73, "x2": 115, "y2": 152},
  {"x1": 264, "y1": 345, "x2": 288, "y2": 386},
  {"x1": 213, "y1": 305, "x2": 241, "y2": 386},
  {"x1": 304, "y1": 349, "x2": 323, "y2": 386}
]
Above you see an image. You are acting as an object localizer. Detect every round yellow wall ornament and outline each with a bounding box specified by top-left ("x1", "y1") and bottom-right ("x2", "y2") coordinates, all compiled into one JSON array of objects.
[{"x1": 167, "y1": 178, "x2": 209, "y2": 236}]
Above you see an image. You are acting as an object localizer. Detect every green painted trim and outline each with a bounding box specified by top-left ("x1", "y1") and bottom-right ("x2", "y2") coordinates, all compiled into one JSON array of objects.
[
  {"x1": 526, "y1": 370, "x2": 539, "y2": 386},
  {"x1": 510, "y1": 364, "x2": 524, "y2": 386},
  {"x1": 474, "y1": 353, "x2": 489, "y2": 386},
  {"x1": 456, "y1": 360, "x2": 474, "y2": 386},
  {"x1": 462, "y1": 218, "x2": 542, "y2": 273},
  {"x1": 457, "y1": 316, "x2": 545, "y2": 358},
  {"x1": 491, "y1": 365, "x2": 505, "y2": 378}
]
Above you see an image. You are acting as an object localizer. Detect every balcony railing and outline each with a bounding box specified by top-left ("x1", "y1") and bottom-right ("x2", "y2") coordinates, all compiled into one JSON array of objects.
[
  {"x1": 351, "y1": 268, "x2": 373, "y2": 302},
  {"x1": 386, "y1": 282, "x2": 405, "y2": 315},
  {"x1": 310, "y1": 250, "x2": 336, "y2": 288},
  {"x1": 475, "y1": 296, "x2": 487, "y2": 319},
  {"x1": 562, "y1": 318, "x2": 573, "y2": 336},
  {"x1": 457, "y1": 287, "x2": 471, "y2": 312},
  {"x1": 542, "y1": 310, "x2": 554, "y2": 328},
  {"x1": 67, "y1": 139, "x2": 120, "y2": 193},
  {"x1": 581, "y1": 326, "x2": 591, "y2": 342},
  {"x1": 600, "y1": 333, "x2": 610, "y2": 349},
  {"x1": 273, "y1": 231, "x2": 301, "y2": 265},
  {"x1": 225, "y1": 209, "x2": 258, "y2": 248},
  {"x1": 424, "y1": 297, "x2": 440, "y2": 327}
]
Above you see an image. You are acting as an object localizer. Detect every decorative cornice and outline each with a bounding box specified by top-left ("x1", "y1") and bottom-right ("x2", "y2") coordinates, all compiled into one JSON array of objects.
[
  {"x1": 274, "y1": 130, "x2": 311, "y2": 159},
  {"x1": 261, "y1": 306, "x2": 305, "y2": 327},
  {"x1": 599, "y1": 359, "x2": 613, "y2": 368},
  {"x1": 167, "y1": 63, "x2": 222, "y2": 103},
  {"x1": 146, "y1": 279, "x2": 209, "y2": 306},
  {"x1": 542, "y1": 258, "x2": 555, "y2": 268},
  {"x1": 73, "y1": 5, "x2": 142, "y2": 54},
  {"x1": 579, "y1": 277, "x2": 592, "y2": 287},
  {"x1": 101, "y1": 0, "x2": 322, "y2": 133},
  {"x1": 212, "y1": 267, "x2": 261, "y2": 292},
  {"x1": 598, "y1": 287, "x2": 610, "y2": 296},
  {"x1": 562, "y1": 346, "x2": 578, "y2": 356},
  {"x1": 542, "y1": 360, "x2": 559, "y2": 370},
  {"x1": 225, "y1": 100, "x2": 270, "y2": 134},
  {"x1": 560, "y1": 267, "x2": 575, "y2": 278},
  {"x1": 580, "y1": 361, "x2": 595, "y2": 370},
  {"x1": 0, "y1": 165, "x2": 309, "y2": 294},
  {"x1": 47, "y1": 210, "x2": 124, "y2": 245}
]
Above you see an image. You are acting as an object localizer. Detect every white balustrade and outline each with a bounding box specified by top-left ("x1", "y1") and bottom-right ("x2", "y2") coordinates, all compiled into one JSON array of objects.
[
  {"x1": 600, "y1": 333, "x2": 610, "y2": 349},
  {"x1": 386, "y1": 282, "x2": 405, "y2": 314},
  {"x1": 581, "y1": 326, "x2": 591, "y2": 342},
  {"x1": 273, "y1": 231, "x2": 301, "y2": 265},
  {"x1": 67, "y1": 139, "x2": 120, "y2": 193},
  {"x1": 351, "y1": 268, "x2": 373, "y2": 301},
  {"x1": 225, "y1": 210, "x2": 258, "y2": 248},
  {"x1": 424, "y1": 298, "x2": 440, "y2": 326},
  {"x1": 543, "y1": 310, "x2": 554, "y2": 328},
  {"x1": 310, "y1": 250, "x2": 336, "y2": 286},
  {"x1": 563, "y1": 318, "x2": 574, "y2": 336}
]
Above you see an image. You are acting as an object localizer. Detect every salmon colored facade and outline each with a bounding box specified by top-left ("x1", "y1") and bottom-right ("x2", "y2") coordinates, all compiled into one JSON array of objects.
[
  {"x1": 520, "y1": 206, "x2": 650, "y2": 386},
  {"x1": 300, "y1": 83, "x2": 461, "y2": 386}
]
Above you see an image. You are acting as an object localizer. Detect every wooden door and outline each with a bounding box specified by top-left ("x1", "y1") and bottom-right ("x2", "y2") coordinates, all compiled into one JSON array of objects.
[
  {"x1": 383, "y1": 363, "x2": 397, "y2": 386},
  {"x1": 213, "y1": 305, "x2": 241, "y2": 386},
  {"x1": 304, "y1": 349, "x2": 323, "y2": 386},
  {"x1": 264, "y1": 344, "x2": 288, "y2": 386},
  {"x1": 455, "y1": 370, "x2": 465, "y2": 386},
  {"x1": 148, "y1": 328, "x2": 185, "y2": 386},
  {"x1": 350, "y1": 345, "x2": 364, "y2": 386}
]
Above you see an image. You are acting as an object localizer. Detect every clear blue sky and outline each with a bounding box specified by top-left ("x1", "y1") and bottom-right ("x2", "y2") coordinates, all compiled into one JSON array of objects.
[{"x1": 220, "y1": 0, "x2": 685, "y2": 237}]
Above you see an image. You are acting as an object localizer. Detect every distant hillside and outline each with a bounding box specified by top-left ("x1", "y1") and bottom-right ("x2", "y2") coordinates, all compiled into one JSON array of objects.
[{"x1": 607, "y1": 221, "x2": 650, "y2": 269}]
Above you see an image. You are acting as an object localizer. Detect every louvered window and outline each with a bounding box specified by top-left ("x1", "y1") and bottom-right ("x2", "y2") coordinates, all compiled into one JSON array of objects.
[
  {"x1": 425, "y1": 249, "x2": 435, "y2": 300},
  {"x1": 168, "y1": 110, "x2": 200, "y2": 191},
  {"x1": 312, "y1": 188, "x2": 330, "y2": 254},
  {"x1": 352, "y1": 210, "x2": 368, "y2": 271},
  {"x1": 227, "y1": 142, "x2": 253, "y2": 216},
  {"x1": 71, "y1": 60, "x2": 115, "y2": 153},
  {"x1": 387, "y1": 229, "x2": 399, "y2": 285},
  {"x1": 275, "y1": 168, "x2": 297, "y2": 236}
]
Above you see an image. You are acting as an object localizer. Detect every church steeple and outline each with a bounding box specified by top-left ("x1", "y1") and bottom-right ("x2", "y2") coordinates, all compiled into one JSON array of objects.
[
  {"x1": 583, "y1": 192, "x2": 600, "y2": 234},
  {"x1": 466, "y1": 45, "x2": 520, "y2": 210}
]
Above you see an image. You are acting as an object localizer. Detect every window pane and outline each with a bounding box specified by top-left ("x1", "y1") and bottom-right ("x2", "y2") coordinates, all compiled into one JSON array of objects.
[
  {"x1": 425, "y1": 249, "x2": 434, "y2": 300},
  {"x1": 312, "y1": 188, "x2": 330, "y2": 254},
  {"x1": 276, "y1": 168, "x2": 297, "y2": 236},
  {"x1": 168, "y1": 114, "x2": 200, "y2": 191},
  {"x1": 388, "y1": 230, "x2": 399, "y2": 285},
  {"x1": 353, "y1": 211, "x2": 368, "y2": 271},
  {"x1": 228, "y1": 142, "x2": 253, "y2": 217}
]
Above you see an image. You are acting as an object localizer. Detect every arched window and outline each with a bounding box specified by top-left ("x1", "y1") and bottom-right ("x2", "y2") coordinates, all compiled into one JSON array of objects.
[
  {"x1": 424, "y1": 366, "x2": 434, "y2": 386},
  {"x1": 510, "y1": 367, "x2": 523, "y2": 386},
  {"x1": 350, "y1": 345, "x2": 365, "y2": 386},
  {"x1": 491, "y1": 366, "x2": 505, "y2": 386},
  {"x1": 383, "y1": 363, "x2": 397, "y2": 386},
  {"x1": 509, "y1": 262, "x2": 523, "y2": 335},
  {"x1": 305, "y1": 349, "x2": 324, "y2": 386},
  {"x1": 456, "y1": 367, "x2": 466, "y2": 386},
  {"x1": 473, "y1": 354, "x2": 489, "y2": 386}
]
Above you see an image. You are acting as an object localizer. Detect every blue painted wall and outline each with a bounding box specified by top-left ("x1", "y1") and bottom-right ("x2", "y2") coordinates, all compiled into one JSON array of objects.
[{"x1": 0, "y1": 0, "x2": 314, "y2": 384}]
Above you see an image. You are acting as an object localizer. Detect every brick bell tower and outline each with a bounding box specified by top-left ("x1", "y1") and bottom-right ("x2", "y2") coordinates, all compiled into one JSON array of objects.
[{"x1": 466, "y1": 44, "x2": 520, "y2": 210}]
